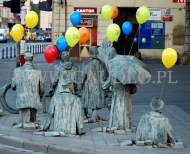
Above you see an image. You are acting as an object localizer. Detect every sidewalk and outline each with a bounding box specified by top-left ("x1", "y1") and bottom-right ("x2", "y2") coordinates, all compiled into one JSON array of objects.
[{"x1": 0, "y1": 54, "x2": 190, "y2": 153}]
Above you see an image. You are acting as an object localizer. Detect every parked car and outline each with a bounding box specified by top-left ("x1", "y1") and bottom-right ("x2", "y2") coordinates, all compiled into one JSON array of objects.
[
  {"x1": 36, "y1": 36, "x2": 45, "y2": 42},
  {"x1": 0, "y1": 29, "x2": 7, "y2": 43}
]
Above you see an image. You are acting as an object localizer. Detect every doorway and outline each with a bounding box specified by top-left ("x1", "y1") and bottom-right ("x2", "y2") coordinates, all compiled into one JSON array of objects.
[{"x1": 113, "y1": 8, "x2": 139, "y2": 55}]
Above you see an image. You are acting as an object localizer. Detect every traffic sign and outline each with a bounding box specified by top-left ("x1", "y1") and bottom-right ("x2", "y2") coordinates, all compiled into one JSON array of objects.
[{"x1": 13, "y1": 7, "x2": 21, "y2": 21}]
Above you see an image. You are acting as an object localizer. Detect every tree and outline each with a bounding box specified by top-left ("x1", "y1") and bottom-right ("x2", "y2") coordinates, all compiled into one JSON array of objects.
[{"x1": 30, "y1": 1, "x2": 40, "y2": 29}]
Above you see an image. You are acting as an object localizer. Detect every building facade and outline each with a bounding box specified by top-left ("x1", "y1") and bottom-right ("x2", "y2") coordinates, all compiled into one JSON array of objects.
[
  {"x1": 52, "y1": 0, "x2": 186, "y2": 59},
  {"x1": 0, "y1": 0, "x2": 30, "y2": 32}
]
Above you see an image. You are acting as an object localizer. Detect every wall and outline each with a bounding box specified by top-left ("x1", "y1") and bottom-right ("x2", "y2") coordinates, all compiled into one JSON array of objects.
[
  {"x1": 40, "y1": 11, "x2": 52, "y2": 30},
  {"x1": 52, "y1": 0, "x2": 185, "y2": 59}
]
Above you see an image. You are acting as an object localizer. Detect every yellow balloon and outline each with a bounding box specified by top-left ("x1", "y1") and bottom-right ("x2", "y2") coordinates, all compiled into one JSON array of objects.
[
  {"x1": 101, "y1": 5, "x2": 114, "y2": 21},
  {"x1": 136, "y1": 6, "x2": 150, "y2": 24},
  {"x1": 65, "y1": 27, "x2": 80, "y2": 47},
  {"x1": 25, "y1": 11, "x2": 39, "y2": 28},
  {"x1": 162, "y1": 48, "x2": 177, "y2": 69},
  {"x1": 11, "y1": 24, "x2": 24, "y2": 42},
  {"x1": 142, "y1": 38, "x2": 146, "y2": 43},
  {"x1": 106, "y1": 24, "x2": 121, "y2": 42}
]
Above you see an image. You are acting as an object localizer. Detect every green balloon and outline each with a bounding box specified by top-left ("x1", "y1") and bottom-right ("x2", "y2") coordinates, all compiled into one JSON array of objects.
[
  {"x1": 142, "y1": 38, "x2": 146, "y2": 43},
  {"x1": 106, "y1": 24, "x2": 121, "y2": 42},
  {"x1": 65, "y1": 27, "x2": 80, "y2": 47},
  {"x1": 101, "y1": 5, "x2": 114, "y2": 21},
  {"x1": 136, "y1": 6, "x2": 150, "y2": 24}
]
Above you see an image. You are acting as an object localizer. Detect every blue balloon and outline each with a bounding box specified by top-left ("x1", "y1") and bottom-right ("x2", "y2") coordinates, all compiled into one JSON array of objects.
[
  {"x1": 3, "y1": 36, "x2": 7, "y2": 41},
  {"x1": 122, "y1": 21, "x2": 133, "y2": 36},
  {"x1": 70, "y1": 11, "x2": 82, "y2": 26},
  {"x1": 56, "y1": 36, "x2": 68, "y2": 52},
  {"x1": 134, "y1": 38, "x2": 138, "y2": 43}
]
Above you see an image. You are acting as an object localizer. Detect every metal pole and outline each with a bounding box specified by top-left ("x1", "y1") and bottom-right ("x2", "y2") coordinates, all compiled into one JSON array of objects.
[{"x1": 20, "y1": 6, "x2": 27, "y2": 66}]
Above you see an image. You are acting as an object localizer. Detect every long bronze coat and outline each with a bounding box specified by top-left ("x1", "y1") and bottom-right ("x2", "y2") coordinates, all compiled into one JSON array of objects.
[{"x1": 11, "y1": 64, "x2": 44, "y2": 109}]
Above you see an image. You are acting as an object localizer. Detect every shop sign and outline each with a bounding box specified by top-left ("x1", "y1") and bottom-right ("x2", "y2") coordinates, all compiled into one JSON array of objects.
[
  {"x1": 77, "y1": 18, "x2": 93, "y2": 27},
  {"x1": 91, "y1": 28, "x2": 97, "y2": 46},
  {"x1": 173, "y1": 0, "x2": 186, "y2": 3},
  {"x1": 148, "y1": 8, "x2": 161, "y2": 21},
  {"x1": 162, "y1": 8, "x2": 173, "y2": 22},
  {"x1": 74, "y1": 7, "x2": 97, "y2": 14}
]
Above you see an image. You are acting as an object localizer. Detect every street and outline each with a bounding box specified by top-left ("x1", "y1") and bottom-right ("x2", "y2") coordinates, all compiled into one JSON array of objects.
[
  {"x1": 0, "y1": 143, "x2": 45, "y2": 154},
  {"x1": 0, "y1": 42, "x2": 45, "y2": 48}
]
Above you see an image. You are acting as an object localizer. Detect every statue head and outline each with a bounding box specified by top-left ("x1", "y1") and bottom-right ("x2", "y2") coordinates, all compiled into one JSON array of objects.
[
  {"x1": 89, "y1": 46, "x2": 98, "y2": 59},
  {"x1": 150, "y1": 97, "x2": 164, "y2": 111},
  {"x1": 61, "y1": 51, "x2": 70, "y2": 62},
  {"x1": 106, "y1": 47, "x2": 117, "y2": 61},
  {"x1": 24, "y1": 52, "x2": 33, "y2": 64}
]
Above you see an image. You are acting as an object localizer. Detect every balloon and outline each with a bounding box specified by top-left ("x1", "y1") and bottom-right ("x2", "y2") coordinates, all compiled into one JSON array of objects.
[
  {"x1": 11, "y1": 24, "x2": 24, "y2": 42},
  {"x1": 44, "y1": 45, "x2": 58, "y2": 64},
  {"x1": 122, "y1": 21, "x2": 133, "y2": 36},
  {"x1": 142, "y1": 38, "x2": 146, "y2": 43},
  {"x1": 56, "y1": 36, "x2": 68, "y2": 52},
  {"x1": 3, "y1": 36, "x2": 7, "y2": 41},
  {"x1": 106, "y1": 23, "x2": 121, "y2": 42},
  {"x1": 111, "y1": 6, "x2": 119, "y2": 19},
  {"x1": 136, "y1": 6, "x2": 150, "y2": 24},
  {"x1": 134, "y1": 38, "x2": 138, "y2": 43},
  {"x1": 101, "y1": 5, "x2": 114, "y2": 21},
  {"x1": 162, "y1": 48, "x2": 177, "y2": 69},
  {"x1": 31, "y1": 33, "x2": 34, "y2": 37},
  {"x1": 6, "y1": 32, "x2": 10, "y2": 37},
  {"x1": 70, "y1": 11, "x2": 82, "y2": 26},
  {"x1": 79, "y1": 27, "x2": 90, "y2": 44},
  {"x1": 25, "y1": 11, "x2": 39, "y2": 28},
  {"x1": 65, "y1": 27, "x2": 80, "y2": 47}
]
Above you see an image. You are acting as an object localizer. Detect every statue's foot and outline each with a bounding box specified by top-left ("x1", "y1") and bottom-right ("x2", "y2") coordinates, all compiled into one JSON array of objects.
[
  {"x1": 0, "y1": 109, "x2": 3, "y2": 114},
  {"x1": 97, "y1": 116, "x2": 107, "y2": 121},
  {"x1": 88, "y1": 119, "x2": 96, "y2": 123},
  {"x1": 13, "y1": 123, "x2": 22, "y2": 129}
]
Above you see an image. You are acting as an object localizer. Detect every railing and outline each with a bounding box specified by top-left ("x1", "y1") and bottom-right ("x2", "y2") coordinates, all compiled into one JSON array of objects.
[{"x1": 0, "y1": 43, "x2": 51, "y2": 59}]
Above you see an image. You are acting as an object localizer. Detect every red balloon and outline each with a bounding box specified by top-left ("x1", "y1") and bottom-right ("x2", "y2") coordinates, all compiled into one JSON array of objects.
[{"x1": 44, "y1": 45, "x2": 58, "y2": 64}]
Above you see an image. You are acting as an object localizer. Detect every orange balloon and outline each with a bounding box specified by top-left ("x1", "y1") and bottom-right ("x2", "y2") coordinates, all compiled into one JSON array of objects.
[
  {"x1": 6, "y1": 32, "x2": 10, "y2": 36},
  {"x1": 79, "y1": 27, "x2": 90, "y2": 44},
  {"x1": 111, "y1": 6, "x2": 119, "y2": 19}
]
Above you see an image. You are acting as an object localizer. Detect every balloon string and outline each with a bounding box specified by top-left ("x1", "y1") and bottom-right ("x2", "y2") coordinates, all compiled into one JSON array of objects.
[
  {"x1": 128, "y1": 25, "x2": 140, "y2": 55},
  {"x1": 123, "y1": 36, "x2": 127, "y2": 55},
  {"x1": 160, "y1": 69, "x2": 168, "y2": 99}
]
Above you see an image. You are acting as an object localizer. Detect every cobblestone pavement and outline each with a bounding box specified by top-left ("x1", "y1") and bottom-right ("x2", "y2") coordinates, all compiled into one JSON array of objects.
[{"x1": 0, "y1": 54, "x2": 190, "y2": 154}]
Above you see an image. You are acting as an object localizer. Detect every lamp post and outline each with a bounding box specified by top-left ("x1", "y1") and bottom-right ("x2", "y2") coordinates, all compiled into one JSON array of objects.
[{"x1": 20, "y1": 6, "x2": 27, "y2": 66}]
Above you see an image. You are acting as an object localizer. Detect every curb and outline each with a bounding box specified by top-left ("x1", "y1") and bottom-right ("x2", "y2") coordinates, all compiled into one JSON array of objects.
[{"x1": 0, "y1": 134, "x2": 95, "y2": 154}]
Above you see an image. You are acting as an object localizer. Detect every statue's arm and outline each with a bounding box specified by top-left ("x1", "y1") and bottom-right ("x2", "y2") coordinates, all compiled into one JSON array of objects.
[
  {"x1": 49, "y1": 66, "x2": 59, "y2": 93},
  {"x1": 165, "y1": 116, "x2": 176, "y2": 143},
  {"x1": 43, "y1": 99, "x2": 55, "y2": 131},
  {"x1": 11, "y1": 70, "x2": 17, "y2": 91}
]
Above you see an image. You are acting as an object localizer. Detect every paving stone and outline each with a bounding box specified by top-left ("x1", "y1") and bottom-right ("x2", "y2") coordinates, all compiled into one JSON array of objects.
[
  {"x1": 33, "y1": 132, "x2": 44, "y2": 136},
  {"x1": 91, "y1": 127, "x2": 102, "y2": 132},
  {"x1": 0, "y1": 135, "x2": 29, "y2": 148},
  {"x1": 114, "y1": 130, "x2": 125, "y2": 135},
  {"x1": 158, "y1": 143, "x2": 169, "y2": 148},
  {"x1": 125, "y1": 128, "x2": 133, "y2": 133},
  {"x1": 144, "y1": 140, "x2": 153, "y2": 145},
  {"x1": 120, "y1": 140, "x2": 133, "y2": 146},
  {"x1": 106, "y1": 127, "x2": 117, "y2": 133},
  {"x1": 59, "y1": 132, "x2": 68, "y2": 137},
  {"x1": 44, "y1": 131, "x2": 60, "y2": 137},
  {"x1": 23, "y1": 140, "x2": 49, "y2": 153},
  {"x1": 136, "y1": 141, "x2": 145, "y2": 146},
  {"x1": 23, "y1": 123, "x2": 36, "y2": 130},
  {"x1": 173, "y1": 142, "x2": 185, "y2": 148}
]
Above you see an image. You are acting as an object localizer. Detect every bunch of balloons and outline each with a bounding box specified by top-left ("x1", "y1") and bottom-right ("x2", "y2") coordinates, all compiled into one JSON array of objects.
[
  {"x1": 162, "y1": 48, "x2": 177, "y2": 69},
  {"x1": 101, "y1": 5, "x2": 118, "y2": 21}
]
